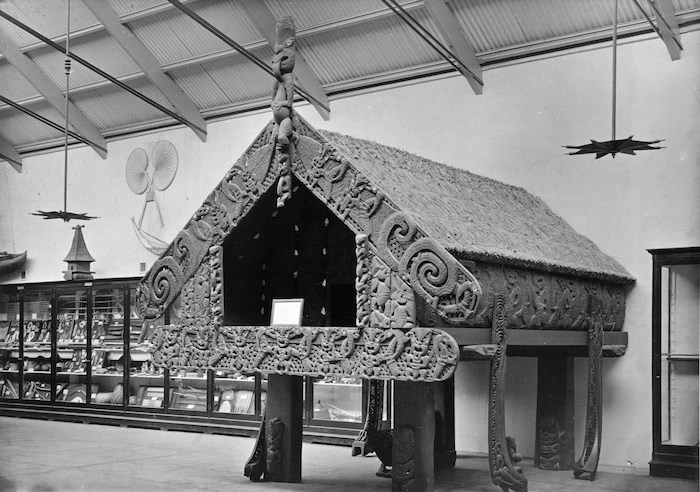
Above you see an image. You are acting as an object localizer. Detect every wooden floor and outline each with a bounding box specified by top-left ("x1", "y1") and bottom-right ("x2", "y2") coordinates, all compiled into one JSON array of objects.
[{"x1": 0, "y1": 415, "x2": 696, "y2": 491}]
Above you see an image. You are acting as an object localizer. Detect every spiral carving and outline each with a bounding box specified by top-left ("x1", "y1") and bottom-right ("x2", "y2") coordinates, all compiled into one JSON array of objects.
[{"x1": 377, "y1": 212, "x2": 420, "y2": 270}]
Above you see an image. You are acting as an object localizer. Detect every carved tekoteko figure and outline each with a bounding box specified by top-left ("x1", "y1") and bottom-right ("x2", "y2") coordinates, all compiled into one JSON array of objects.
[{"x1": 271, "y1": 15, "x2": 298, "y2": 208}]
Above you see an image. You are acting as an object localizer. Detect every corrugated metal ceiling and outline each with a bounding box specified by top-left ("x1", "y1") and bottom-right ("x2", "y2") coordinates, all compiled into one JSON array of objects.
[{"x1": 0, "y1": 0, "x2": 698, "y2": 158}]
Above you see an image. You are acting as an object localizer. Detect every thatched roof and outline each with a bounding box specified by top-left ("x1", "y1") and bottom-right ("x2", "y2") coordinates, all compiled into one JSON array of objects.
[{"x1": 319, "y1": 131, "x2": 634, "y2": 285}]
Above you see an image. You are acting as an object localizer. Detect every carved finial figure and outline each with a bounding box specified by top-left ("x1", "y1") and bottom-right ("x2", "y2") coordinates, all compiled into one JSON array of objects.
[{"x1": 271, "y1": 15, "x2": 298, "y2": 208}]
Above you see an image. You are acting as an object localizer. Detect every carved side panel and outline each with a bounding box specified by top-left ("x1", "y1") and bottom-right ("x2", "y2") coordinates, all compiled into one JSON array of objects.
[
  {"x1": 137, "y1": 131, "x2": 276, "y2": 319},
  {"x1": 209, "y1": 245, "x2": 223, "y2": 329},
  {"x1": 469, "y1": 261, "x2": 626, "y2": 330}
]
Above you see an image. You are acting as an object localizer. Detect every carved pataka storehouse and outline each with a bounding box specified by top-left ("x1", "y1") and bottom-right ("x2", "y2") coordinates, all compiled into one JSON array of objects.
[{"x1": 136, "y1": 14, "x2": 633, "y2": 492}]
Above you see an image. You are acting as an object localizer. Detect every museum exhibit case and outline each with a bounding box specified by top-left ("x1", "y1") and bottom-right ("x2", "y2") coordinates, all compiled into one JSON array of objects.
[
  {"x1": 0, "y1": 278, "x2": 362, "y2": 441},
  {"x1": 649, "y1": 247, "x2": 700, "y2": 480}
]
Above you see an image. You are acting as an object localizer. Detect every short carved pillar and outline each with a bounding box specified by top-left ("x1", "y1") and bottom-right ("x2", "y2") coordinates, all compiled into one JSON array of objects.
[
  {"x1": 265, "y1": 374, "x2": 304, "y2": 482},
  {"x1": 393, "y1": 381, "x2": 435, "y2": 491},
  {"x1": 534, "y1": 351, "x2": 575, "y2": 470}
]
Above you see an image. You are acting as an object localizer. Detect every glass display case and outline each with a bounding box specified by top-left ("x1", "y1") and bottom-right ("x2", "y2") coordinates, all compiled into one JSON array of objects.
[
  {"x1": 0, "y1": 278, "x2": 363, "y2": 440},
  {"x1": 0, "y1": 290, "x2": 20, "y2": 400},
  {"x1": 649, "y1": 247, "x2": 699, "y2": 479}
]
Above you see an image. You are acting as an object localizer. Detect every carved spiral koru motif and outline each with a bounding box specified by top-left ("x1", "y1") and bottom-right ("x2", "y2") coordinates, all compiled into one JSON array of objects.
[{"x1": 138, "y1": 256, "x2": 184, "y2": 319}]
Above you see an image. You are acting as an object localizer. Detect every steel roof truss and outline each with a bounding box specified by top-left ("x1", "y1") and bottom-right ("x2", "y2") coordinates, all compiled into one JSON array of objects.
[
  {"x1": 423, "y1": 0, "x2": 483, "y2": 94},
  {"x1": 84, "y1": 1, "x2": 207, "y2": 142},
  {"x1": 0, "y1": 134, "x2": 22, "y2": 172},
  {"x1": 0, "y1": 26, "x2": 107, "y2": 159}
]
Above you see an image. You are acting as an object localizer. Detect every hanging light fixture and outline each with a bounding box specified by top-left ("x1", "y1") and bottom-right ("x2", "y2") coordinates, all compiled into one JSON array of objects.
[
  {"x1": 565, "y1": 0, "x2": 663, "y2": 159},
  {"x1": 33, "y1": 0, "x2": 97, "y2": 221}
]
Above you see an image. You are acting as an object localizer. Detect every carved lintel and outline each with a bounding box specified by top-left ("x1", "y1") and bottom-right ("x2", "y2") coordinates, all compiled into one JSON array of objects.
[
  {"x1": 488, "y1": 293, "x2": 528, "y2": 492},
  {"x1": 150, "y1": 324, "x2": 459, "y2": 382},
  {"x1": 573, "y1": 295, "x2": 604, "y2": 481}
]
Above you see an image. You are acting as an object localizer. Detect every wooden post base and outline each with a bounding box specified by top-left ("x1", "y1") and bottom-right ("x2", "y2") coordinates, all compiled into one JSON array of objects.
[
  {"x1": 535, "y1": 351, "x2": 575, "y2": 470},
  {"x1": 393, "y1": 381, "x2": 435, "y2": 491},
  {"x1": 264, "y1": 374, "x2": 304, "y2": 482}
]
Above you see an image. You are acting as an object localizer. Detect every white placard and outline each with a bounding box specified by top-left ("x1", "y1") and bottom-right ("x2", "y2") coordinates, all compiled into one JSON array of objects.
[{"x1": 270, "y1": 298, "x2": 304, "y2": 326}]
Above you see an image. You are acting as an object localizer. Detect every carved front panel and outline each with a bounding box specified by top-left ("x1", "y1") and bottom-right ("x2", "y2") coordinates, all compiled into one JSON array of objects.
[
  {"x1": 137, "y1": 133, "x2": 275, "y2": 319},
  {"x1": 149, "y1": 324, "x2": 459, "y2": 382}
]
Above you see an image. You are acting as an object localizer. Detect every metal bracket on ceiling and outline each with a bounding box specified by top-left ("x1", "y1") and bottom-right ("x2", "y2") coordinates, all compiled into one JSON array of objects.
[{"x1": 631, "y1": 0, "x2": 682, "y2": 60}]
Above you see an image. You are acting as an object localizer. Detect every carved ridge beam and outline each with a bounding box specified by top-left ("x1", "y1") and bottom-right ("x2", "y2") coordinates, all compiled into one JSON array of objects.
[
  {"x1": 422, "y1": 0, "x2": 483, "y2": 94},
  {"x1": 84, "y1": 1, "x2": 207, "y2": 142},
  {"x1": 0, "y1": 26, "x2": 108, "y2": 159},
  {"x1": 239, "y1": 0, "x2": 330, "y2": 121},
  {"x1": 0, "y1": 9, "x2": 206, "y2": 139},
  {"x1": 0, "y1": 135, "x2": 22, "y2": 172},
  {"x1": 165, "y1": 0, "x2": 330, "y2": 116}
]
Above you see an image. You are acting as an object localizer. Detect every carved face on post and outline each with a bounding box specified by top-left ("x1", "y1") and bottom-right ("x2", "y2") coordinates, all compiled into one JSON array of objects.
[{"x1": 273, "y1": 15, "x2": 296, "y2": 77}]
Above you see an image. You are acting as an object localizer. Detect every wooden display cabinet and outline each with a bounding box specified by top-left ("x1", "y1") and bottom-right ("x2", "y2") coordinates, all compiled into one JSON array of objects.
[
  {"x1": 0, "y1": 278, "x2": 362, "y2": 442},
  {"x1": 648, "y1": 247, "x2": 699, "y2": 480}
]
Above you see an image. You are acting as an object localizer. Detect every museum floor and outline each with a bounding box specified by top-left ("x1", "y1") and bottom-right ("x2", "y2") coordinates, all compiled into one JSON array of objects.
[{"x1": 0, "y1": 416, "x2": 696, "y2": 492}]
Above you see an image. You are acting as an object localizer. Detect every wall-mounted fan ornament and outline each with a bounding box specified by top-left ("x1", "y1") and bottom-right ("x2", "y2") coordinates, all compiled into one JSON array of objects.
[{"x1": 126, "y1": 141, "x2": 178, "y2": 255}]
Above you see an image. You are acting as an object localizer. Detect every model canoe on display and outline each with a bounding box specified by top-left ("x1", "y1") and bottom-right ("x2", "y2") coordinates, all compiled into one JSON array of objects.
[{"x1": 0, "y1": 251, "x2": 26, "y2": 275}]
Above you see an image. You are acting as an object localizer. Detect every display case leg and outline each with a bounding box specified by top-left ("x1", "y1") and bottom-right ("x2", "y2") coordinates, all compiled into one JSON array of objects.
[
  {"x1": 393, "y1": 381, "x2": 435, "y2": 491},
  {"x1": 573, "y1": 296, "x2": 604, "y2": 481},
  {"x1": 488, "y1": 293, "x2": 528, "y2": 492}
]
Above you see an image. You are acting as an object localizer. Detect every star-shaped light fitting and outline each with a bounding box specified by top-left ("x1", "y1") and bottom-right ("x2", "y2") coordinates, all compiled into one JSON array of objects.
[
  {"x1": 33, "y1": 0, "x2": 96, "y2": 222},
  {"x1": 566, "y1": 0, "x2": 662, "y2": 159},
  {"x1": 565, "y1": 136, "x2": 664, "y2": 159},
  {"x1": 31, "y1": 210, "x2": 98, "y2": 221}
]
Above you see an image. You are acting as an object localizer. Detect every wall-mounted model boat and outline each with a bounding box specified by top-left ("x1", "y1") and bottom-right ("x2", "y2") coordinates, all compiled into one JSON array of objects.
[{"x1": 0, "y1": 251, "x2": 27, "y2": 275}]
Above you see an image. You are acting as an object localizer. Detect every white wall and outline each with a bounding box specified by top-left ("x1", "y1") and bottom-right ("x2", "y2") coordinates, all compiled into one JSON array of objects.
[{"x1": 2, "y1": 29, "x2": 699, "y2": 472}]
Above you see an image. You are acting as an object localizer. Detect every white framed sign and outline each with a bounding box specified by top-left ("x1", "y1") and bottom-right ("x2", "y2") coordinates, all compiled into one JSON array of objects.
[{"x1": 270, "y1": 298, "x2": 304, "y2": 326}]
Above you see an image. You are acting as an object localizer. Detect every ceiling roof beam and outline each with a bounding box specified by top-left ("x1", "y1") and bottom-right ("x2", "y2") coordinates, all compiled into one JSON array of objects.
[
  {"x1": 2, "y1": 6, "x2": 700, "y2": 116},
  {"x1": 0, "y1": 134, "x2": 22, "y2": 172},
  {"x1": 381, "y1": 0, "x2": 483, "y2": 89},
  {"x1": 422, "y1": 0, "x2": 482, "y2": 94},
  {"x1": 648, "y1": 0, "x2": 683, "y2": 59},
  {"x1": 164, "y1": 0, "x2": 330, "y2": 116},
  {"x1": 0, "y1": 94, "x2": 107, "y2": 155},
  {"x1": 0, "y1": 9, "x2": 207, "y2": 139},
  {"x1": 84, "y1": 1, "x2": 206, "y2": 141},
  {"x1": 239, "y1": 0, "x2": 330, "y2": 120},
  {"x1": 0, "y1": 26, "x2": 107, "y2": 159},
  {"x1": 0, "y1": 0, "x2": 200, "y2": 58}
]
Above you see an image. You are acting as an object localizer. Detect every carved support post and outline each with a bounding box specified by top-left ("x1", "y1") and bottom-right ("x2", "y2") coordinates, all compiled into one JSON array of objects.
[
  {"x1": 393, "y1": 381, "x2": 435, "y2": 491},
  {"x1": 535, "y1": 351, "x2": 575, "y2": 470},
  {"x1": 573, "y1": 296, "x2": 604, "y2": 481},
  {"x1": 265, "y1": 374, "x2": 303, "y2": 482},
  {"x1": 435, "y1": 376, "x2": 457, "y2": 470},
  {"x1": 489, "y1": 293, "x2": 528, "y2": 492}
]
